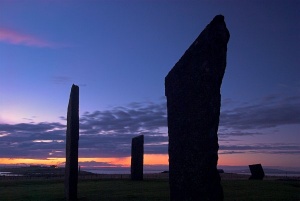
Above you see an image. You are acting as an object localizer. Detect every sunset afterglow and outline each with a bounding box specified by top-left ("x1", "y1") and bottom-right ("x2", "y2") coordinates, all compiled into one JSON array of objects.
[
  {"x1": 0, "y1": 1, "x2": 299, "y2": 171},
  {"x1": 0, "y1": 154, "x2": 169, "y2": 168}
]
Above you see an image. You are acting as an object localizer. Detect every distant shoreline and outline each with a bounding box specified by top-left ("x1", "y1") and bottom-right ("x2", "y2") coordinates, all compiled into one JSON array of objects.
[
  {"x1": 1, "y1": 173, "x2": 299, "y2": 182},
  {"x1": 1, "y1": 166, "x2": 299, "y2": 181}
]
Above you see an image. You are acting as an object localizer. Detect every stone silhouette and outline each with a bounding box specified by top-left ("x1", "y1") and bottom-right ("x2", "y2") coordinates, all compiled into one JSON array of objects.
[
  {"x1": 249, "y1": 164, "x2": 265, "y2": 180},
  {"x1": 65, "y1": 84, "x2": 79, "y2": 201},
  {"x1": 165, "y1": 15, "x2": 230, "y2": 201},
  {"x1": 131, "y1": 135, "x2": 144, "y2": 181}
]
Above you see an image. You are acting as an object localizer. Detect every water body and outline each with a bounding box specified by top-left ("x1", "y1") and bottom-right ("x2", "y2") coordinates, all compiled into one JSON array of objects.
[
  {"x1": 84, "y1": 167, "x2": 165, "y2": 175},
  {"x1": 0, "y1": 172, "x2": 23, "y2": 176},
  {"x1": 83, "y1": 168, "x2": 300, "y2": 177}
]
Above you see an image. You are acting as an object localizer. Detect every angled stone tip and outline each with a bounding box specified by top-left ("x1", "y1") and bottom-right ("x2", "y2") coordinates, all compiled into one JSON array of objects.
[
  {"x1": 69, "y1": 84, "x2": 79, "y2": 109},
  {"x1": 71, "y1": 84, "x2": 79, "y2": 93},
  {"x1": 207, "y1": 14, "x2": 230, "y2": 44},
  {"x1": 212, "y1": 15, "x2": 225, "y2": 23},
  {"x1": 165, "y1": 14, "x2": 230, "y2": 95}
]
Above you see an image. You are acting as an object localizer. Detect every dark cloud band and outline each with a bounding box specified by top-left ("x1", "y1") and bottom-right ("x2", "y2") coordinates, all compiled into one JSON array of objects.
[{"x1": 0, "y1": 94, "x2": 299, "y2": 160}]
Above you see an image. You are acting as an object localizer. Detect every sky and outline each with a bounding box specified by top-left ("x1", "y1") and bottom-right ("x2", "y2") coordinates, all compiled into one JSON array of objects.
[{"x1": 0, "y1": 0, "x2": 299, "y2": 171}]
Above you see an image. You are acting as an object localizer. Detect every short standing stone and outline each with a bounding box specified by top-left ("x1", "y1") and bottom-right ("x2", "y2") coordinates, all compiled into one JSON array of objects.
[
  {"x1": 65, "y1": 84, "x2": 79, "y2": 201},
  {"x1": 131, "y1": 135, "x2": 144, "y2": 181},
  {"x1": 249, "y1": 164, "x2": 265, "y2": 180},
  {"x1": 165, "y1": 15, "x2": 230, "y2": 201}
]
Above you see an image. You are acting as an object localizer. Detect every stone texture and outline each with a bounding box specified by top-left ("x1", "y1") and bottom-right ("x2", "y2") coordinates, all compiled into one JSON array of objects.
[
  {"x1": 65, "y1": 84, "x2": 79, "y2": 201},
  {"x1": 249, "y1": 164, "x2": 265, "y2": 180},
  {"x1": 131, "y1": 135, "x2": 144, "y2": 181},
  {"x1": 165, "y1": 15, "x2": 230, "y2": 201}
]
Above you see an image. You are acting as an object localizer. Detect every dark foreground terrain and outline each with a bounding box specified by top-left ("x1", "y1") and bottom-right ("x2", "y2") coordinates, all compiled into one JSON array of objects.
[{"x1": 0, "y1": 174, "x2": 299, "y2": 201}]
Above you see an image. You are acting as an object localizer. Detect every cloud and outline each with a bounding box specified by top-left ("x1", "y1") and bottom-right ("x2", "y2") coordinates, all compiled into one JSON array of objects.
[
  {"x1": 0, "y1": 122, "x2": 66, "y2": 158},
  {"x1": 218, "y1": 128, "x2": 263, "y2": 138},
  {"x1": 220, "y1": 94, "x2": 300, "y2": 130},
  {"x1": 0, "y1": 28, "x2": 62, "y2": 48},
  {"x1": 0, "y1": 101, "x2": 168, "y2": 159},
  {"x1": 78, "y1": 101, "x2": 167, "y2": 157},
  {"x1": 0, "y1": 94, "x2": 299, "y2": 161},
  {"x1": 219, "y1": 143, "x2": 300, "y2": 155},
  {"x1": 80, "y1": 101, "x2": 167, "y2": 135}
]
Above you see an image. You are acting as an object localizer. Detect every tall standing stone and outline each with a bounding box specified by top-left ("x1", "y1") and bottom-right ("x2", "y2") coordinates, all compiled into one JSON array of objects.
[
  {"x1": 65, "y1": 84, "x2": 79, "y2": 201},
  {"x1": 165, "y1": 15, "x2": 230, "y2": 201},
  {"x1": 131, "y1": 135, "x2": 144, "y2": 181}
]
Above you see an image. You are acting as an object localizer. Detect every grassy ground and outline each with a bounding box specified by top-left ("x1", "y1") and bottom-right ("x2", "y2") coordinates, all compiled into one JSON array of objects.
[
  {"x1": 0, "y1": 178, "x2": 299, "y2": 201},
  {"x1": 222, "y1": 180, "x2": 300, "y2": 201}
]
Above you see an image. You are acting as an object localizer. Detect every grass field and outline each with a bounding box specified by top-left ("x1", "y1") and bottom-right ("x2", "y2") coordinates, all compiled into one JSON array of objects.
[{"x1": 0, "y1": 178, "x2": 299, "y2": 201}]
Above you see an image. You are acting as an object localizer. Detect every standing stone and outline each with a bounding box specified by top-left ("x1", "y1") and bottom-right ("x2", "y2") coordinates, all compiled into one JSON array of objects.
[
  {"x1": 165, "y1": 15, "x2": 230, "y2": 201},
  {"x1": 249, "y1": 164, "x2": 265, "y2": 180},
  {"x1": 131, "y1": 135, "x2": 144, "y2": 181},
  {"x1": 65, "y1": 84, "x2": 79, "y2": 201}
]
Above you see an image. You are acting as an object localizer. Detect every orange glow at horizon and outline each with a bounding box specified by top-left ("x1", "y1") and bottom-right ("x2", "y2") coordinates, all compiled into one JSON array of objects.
[
  {"x1": 2, "y1": 153, "x2": 296, "y2": 168},
  {"x1": 0, "y1": 154, "x2": 249, "y2": 167},
  {"x1": 0, "y1": 154, "x2": 169, "y2": 167},
  {"x1": 0, "y1": 158, "x2": 65, "y2": 166},
  {"x1": 144, "y1": 154, "x2": 168, "y2": 165}
]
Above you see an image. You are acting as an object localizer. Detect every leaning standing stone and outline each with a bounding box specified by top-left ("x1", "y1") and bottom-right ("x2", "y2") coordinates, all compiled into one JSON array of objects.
[{"x1": 165, "y1": 15, "x2": 230, "y2": 201}]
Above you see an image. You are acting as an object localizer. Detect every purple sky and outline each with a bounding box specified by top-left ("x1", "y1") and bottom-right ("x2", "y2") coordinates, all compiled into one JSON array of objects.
[{"x1": 0, "y1": 0, "x2": 299, "y2": 169}]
